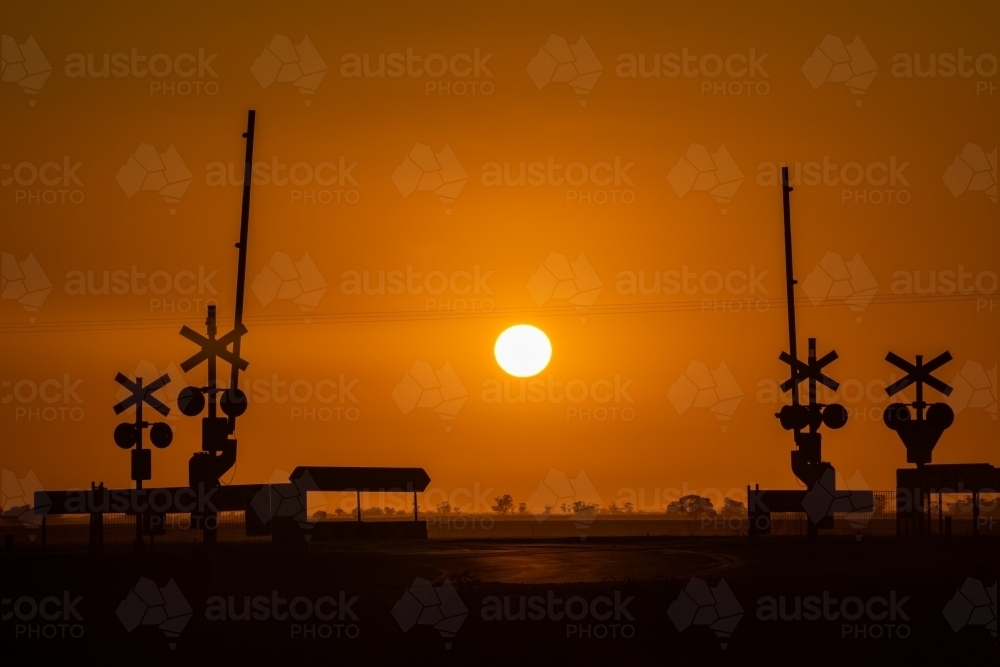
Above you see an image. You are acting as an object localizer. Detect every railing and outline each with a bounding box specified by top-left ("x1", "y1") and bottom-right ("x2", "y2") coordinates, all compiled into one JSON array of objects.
[
  {"x1": 3, "y1": 489, "x2": 997, "y2": 553},
  {"x1": 98, "y1": 511, "x2": 271, "y2": 551}
]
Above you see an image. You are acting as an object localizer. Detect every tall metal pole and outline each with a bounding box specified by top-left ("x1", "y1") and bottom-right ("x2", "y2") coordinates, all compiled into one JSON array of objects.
[
  {"x1": 207, "y1": 307, "x2": 217, "y2": 419},
  {"x1": 914, "y1": 355, "x2": 925, "y2": 420},
  {"x1": 135, "y1": 377, "x2": 143, "y2": 548},
  {"x1": 230, "y1": 110, "x2": 256, "y2": 411},
  {"x1": 781, "y1": 166, "x2": 799, "y2": 408},
  {"x1": 808, "y1": 338, "x2": 817, "y2": 432},
  {"x1": 135, "y1": 377, "x2": 143, "y2": 491}
]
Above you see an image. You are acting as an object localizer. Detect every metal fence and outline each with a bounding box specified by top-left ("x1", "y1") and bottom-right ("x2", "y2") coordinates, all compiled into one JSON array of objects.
[
  {"x1": 768, "y1": 490, "x2": 898, "y2": 538},
  {"x1": 99, "y1": 511, "x2": 270, "y2": 552},
  {"x1": 4, "y1": 488, "x2": 998, "y2": 553}
]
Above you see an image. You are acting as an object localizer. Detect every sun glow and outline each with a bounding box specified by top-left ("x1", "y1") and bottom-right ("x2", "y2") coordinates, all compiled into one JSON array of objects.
[{"x1": 494, "y1": 325, "x2": 552, "y2": 377}]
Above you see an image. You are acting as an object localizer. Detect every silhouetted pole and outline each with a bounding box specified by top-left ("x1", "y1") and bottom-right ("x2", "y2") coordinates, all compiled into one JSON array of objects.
[
  {"x1": 206, "y1": 310, "x2": 218, "y2": 420},
  {"x1": 914, "y1": 355, "x2": 924, "y2": 420},
  {"x1": 134, "y1": 377, "x2": 144, "y2": 491},
  {"x1": 134, "y1": 377, "x2": 144, "y2": 550},
  {"x1": 204, "y1": 310, "x2": 219, "y2": 551},
  {"x1": 782, "y1": 165, "x2": 814, "y2": 539},
  {"x1": 972, "y1": 491, "x2": 980, "y2": 537},
  {"x1": 938, "y1": 492, "x2": 943, "y2": 535},
  {"x1": 781, "y1": 166, "x2": 799, "y2": 410},
  {"x1": 229, "y1": 110, "x2": 256, "y2": 416},
  {"x1": 808, "y1": 339, "x2": 817, "y2": 431}
]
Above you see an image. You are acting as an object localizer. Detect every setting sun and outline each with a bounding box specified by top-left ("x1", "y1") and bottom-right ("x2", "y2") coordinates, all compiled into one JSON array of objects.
[{"x1": 494, "y1": 325, "x2": 552, "y2": 377}]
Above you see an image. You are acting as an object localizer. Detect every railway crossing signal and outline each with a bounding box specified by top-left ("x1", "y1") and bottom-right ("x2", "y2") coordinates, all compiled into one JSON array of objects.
[
  {"x1": 773, "y1": 166, "x2": 848, "y2": 494},
  {"x1": 180, "y1": 322, "x2": 248, "y2": 375},
  {"x1": 176, "y1": 310, "x2": 249, "y2": 423},
  {"x1": 780, "y1": 348, "x2": 839, "y2": 393},
  {"x1": 883, "y1": 351, "x2": 955, "y2": 466},
  {"x1": 112, "y1": 373, "x2": 173, "y2": 487},
  {"x1": 777, "y1": 341, "x2": 848, "y2": 433},
  {"x1": 748, "y1": 165, "x2": 867, "y2": 542},
  {"x1": 174, "y1": 110, "x2": 257, "y2": 491}
]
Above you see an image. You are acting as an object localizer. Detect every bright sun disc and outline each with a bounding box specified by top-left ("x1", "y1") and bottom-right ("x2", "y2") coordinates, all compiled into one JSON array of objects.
[{"x1": 494, "y1": 325, "x2": 552, "y2": 377}]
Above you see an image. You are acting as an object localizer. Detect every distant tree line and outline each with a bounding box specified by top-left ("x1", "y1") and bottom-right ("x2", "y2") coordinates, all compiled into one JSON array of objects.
[{"x1": 306, "y1": 493, "x2": 758, "y2": 519}]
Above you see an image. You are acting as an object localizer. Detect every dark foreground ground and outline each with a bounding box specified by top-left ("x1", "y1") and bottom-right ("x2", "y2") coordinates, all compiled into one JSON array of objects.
[{"x1": 2, "y1": 536, "x2": 996, "y2": 664}]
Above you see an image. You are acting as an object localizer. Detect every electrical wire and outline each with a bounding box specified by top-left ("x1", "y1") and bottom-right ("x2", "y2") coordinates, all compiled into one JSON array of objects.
[{"x1": 0, "y1": 291, "x2": 990, "y2": 334}]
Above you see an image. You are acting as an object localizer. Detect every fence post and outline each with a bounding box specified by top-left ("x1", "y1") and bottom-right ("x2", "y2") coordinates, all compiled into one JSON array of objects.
[
  {"x1": 972, "y1": 491, "x2": 980, "y2": 537},
  {"x1": 938, "y1": 491, "x2": 944, "y2": 535}
]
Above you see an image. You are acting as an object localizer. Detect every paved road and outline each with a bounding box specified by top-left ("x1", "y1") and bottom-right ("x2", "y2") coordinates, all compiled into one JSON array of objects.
[{"x1": 315, "y1": 540, "x2": 744, "y2": 583}]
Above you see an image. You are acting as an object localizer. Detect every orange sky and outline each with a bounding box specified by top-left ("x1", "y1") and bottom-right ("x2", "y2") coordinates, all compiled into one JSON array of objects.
[{"x1": 2, "y1": 1, "x2": 997, "y2": 512}]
